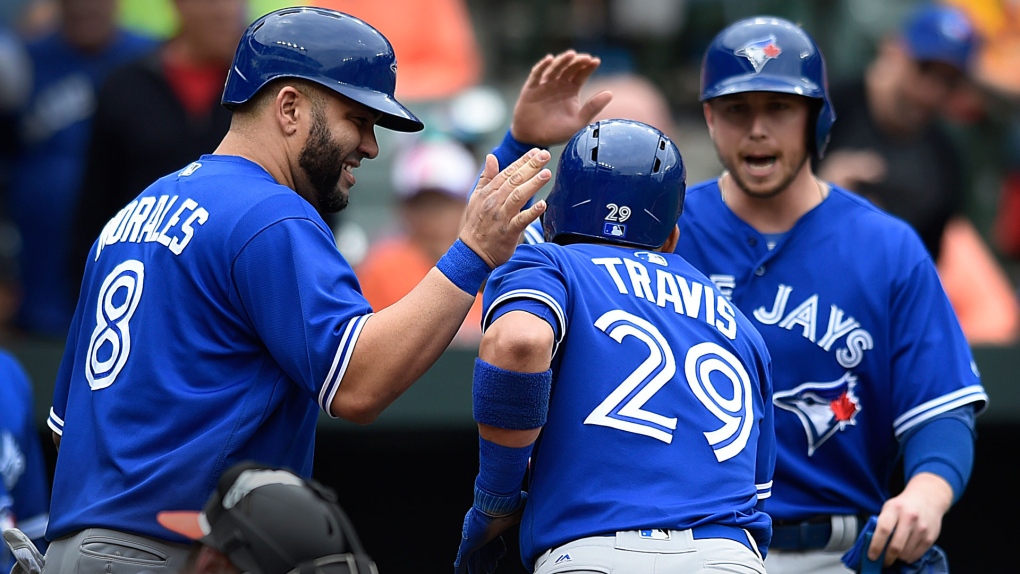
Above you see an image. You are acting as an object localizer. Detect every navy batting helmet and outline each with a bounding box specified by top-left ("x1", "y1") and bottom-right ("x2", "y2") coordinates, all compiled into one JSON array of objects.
[
  {"x1": 222, "y1": 7, "x2": 423, "y2": 132},
  {"x1": 543, "y1": 119, "x2": 685, "y2": 249},
  {"x1": 700, "y1": 16, "x2": 836, "y2": 157}
]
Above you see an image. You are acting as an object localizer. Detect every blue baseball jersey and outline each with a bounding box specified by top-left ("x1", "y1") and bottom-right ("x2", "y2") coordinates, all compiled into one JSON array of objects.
[
  {"x1": 0, "y1": 351, "x2": 51, "y2": 570},
  {"x1": 484, "y1": 242, "x2": 775, "y2": 566},
  {"x1": 47, "y1": 155, "x2": 373, "y2": 542},
  {"x1": 674, "y1": 180, "x2": 988, "y2": 521}
]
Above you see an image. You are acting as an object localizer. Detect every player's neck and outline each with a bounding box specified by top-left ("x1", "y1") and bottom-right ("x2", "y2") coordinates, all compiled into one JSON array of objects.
[
  {"x1": 214, "y1": 130, "x2": 296, "y2": 190},
  {"x1": 720, "y1": 167, "x2": 827, "y2": 234}
]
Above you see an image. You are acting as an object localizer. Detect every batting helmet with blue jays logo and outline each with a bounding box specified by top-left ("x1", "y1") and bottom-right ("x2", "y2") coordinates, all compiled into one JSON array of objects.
[
  {"x1": 700, "y1": 16, "x2": 836, "y2": 157},
  {"x1": 543, "y1": 119, "x2": 685, "y2": 249},
  {"x1": 222, "y1": 6, "x2": 423, "y2": 132}
]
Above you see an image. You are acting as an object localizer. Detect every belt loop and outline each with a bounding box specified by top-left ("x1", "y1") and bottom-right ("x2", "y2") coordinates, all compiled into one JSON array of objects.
[{"x1": 824, "y1": 515, "x2": 860, "y2": 552}]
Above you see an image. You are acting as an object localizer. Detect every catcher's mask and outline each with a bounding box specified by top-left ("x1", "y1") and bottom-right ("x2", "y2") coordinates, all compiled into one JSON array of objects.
[{"x1": 158, "y1": 462, "x2": 377, "y2": 574}]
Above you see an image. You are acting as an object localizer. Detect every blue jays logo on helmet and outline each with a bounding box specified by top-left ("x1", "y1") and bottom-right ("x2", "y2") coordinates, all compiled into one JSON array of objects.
[
  {"x1": 735, "y1": 35, "x2": 783, "y2": 73},
  {"x1": 700, "y1": 16, "x2": 836, "y2": 157},
  {"x1": 543, "y1": 119, "x2": 685, "y2": 250},
  {"x1": 773, "y1": 372, "x2": 861, "y2": 456},
  {"x1": 222, "y1": 6, "x2": 423, "y2": 132}
]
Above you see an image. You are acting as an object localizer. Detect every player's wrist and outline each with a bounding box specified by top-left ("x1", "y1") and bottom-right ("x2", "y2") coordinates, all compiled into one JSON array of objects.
[
  {"x1": 473, "y1": 479, "x2": 524, "y2": 517},
  {"x1": 475, "y1": 435, "x2": 531, "y2": 511},
  {"x1": 502, "y1": 129, "x2": 543, "y2": 159},
  {"x1": 437, "y1": 239, "x2": 491, "y2": 295}
]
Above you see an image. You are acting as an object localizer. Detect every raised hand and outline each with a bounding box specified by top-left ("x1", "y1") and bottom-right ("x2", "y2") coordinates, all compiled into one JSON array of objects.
[
  {"x1": 459, "y1": 150, "x2": 551, "y2": 269},
  {"x1": 510, "y1": 50, "x2": 614, "y2": 148}
]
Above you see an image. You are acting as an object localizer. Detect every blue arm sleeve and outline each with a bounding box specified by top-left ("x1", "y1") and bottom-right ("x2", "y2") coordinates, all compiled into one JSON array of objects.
[{"x1": 901, "y1": 406, "x2": 976, "y2": 504}]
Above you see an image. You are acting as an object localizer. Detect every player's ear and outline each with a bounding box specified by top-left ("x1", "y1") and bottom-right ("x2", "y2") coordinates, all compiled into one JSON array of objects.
[
  {"x1": 660, "y1": 225, "x2": 680, "y2": 253},
  {"x1": 275, "y1": 85, "x2": 303, "y2": 136}
]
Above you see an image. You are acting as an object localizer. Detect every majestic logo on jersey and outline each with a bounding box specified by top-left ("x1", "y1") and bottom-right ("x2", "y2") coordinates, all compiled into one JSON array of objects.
[
  {"x1": 773, "y1": 371, "x2": 860, "y2": 456},
  {"x1": 604, "y1": 222, "x2": 627, "y2": 238},
  {"x1": 553, "y1": 553, "x2": 572, "y2": 564},
  {"x1": 735, "y1": 35, "x2": 782, "y2": 73}
]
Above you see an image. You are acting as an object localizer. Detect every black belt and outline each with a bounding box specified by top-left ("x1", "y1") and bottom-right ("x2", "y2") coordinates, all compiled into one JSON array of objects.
[{"x1": 770, "y1": 514, "x2": 870, "y2": 551}]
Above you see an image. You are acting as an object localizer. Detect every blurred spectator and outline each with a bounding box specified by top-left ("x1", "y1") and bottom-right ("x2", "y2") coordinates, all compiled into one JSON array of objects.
[
  {"x1": 312, "y1": 0, "x2": 482, "y2": 101},
  {"x1": 816, "y1": 3, "x2": 1019, "y2": 345},
  {"x1": 3, "y1": 0, "x2": 58, "y2": 40},
  {"x1": 355, "y1": 137, "x2": 483, "y2": 347},
  {"x1": 580, "y1": 71, "x2": 676, "y2": 137},
  {"x1": 945, "y1": 0, "x2": 1020, "y2": 271},
  {"x1": 68, "y1": 0, "x2": 245, "y2": 296},
  {"x1": 0, "y1": 0, "x2": 155, "y2": 338},
  {"x1": 817, "y1": 3, "x2": 976, "y2": 261},
  {"x1": 0, "y1": 25, "x2": 32, "y2": 335},
  {"x1": 0, "y1": 350, "x2": 50, "y2": 573},
  {"x1": 117, "y1": 0, "x2": 299, "y2": 39}
]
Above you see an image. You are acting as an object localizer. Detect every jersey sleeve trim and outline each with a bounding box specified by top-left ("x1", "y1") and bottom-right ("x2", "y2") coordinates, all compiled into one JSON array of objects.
[
  {"x1": 523, "y1": 223, "x2": 544, "y2": 245},
  {"x1": 47, "y1": 407, "x2": 64, "y2": 436},
  {"x1": 483, "y1": 288, "x2": 566, "y2": 353},
  {"x1": 756, "y1": 480, "x2": 772, "y2": 500},
  {"x1": 893, "y1": 385, "x2": 988, "y2": 438},
  {"x1": 318, "y1": 313, "x2": 372, "y2": 417}
]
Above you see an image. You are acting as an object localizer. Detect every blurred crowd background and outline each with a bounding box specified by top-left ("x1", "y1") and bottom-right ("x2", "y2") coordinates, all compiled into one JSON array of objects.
[{"x1": 1, "y1": 0, "x2": 1019, "y2": 349}]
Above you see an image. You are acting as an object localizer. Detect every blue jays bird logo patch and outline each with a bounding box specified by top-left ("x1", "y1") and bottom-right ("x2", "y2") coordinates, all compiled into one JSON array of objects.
[
  {"x1": 735, "y1": 35, "x2": 782, "y2": 73},
  {"x1": 773, "y1": 372, "x2": 860, "y2": 456}
]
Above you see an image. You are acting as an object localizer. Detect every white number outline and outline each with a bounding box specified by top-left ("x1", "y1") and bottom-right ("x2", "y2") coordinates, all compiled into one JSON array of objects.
[
  {"x1": 605, "y1": 203, "x2": 632, "y2": 222},
  {"x1": 584, "y1": 310, "x2": 754, "y2": 461},
  {"x1": 86, "y1": 260, "x2": 145, "y2": 390},
  {"x1": 586, "y1": 310, "x2": 677, "y2": 443}
]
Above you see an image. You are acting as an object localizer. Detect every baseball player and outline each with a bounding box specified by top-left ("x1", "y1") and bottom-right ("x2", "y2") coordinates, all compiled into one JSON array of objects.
[
  {"x1": 674, "y1": 16, "x2": 987, "y2": 573},
  {"x1": 454, "y1": 119, "x2": 775, "y2": 574},
  {"x1": 43, "y1": 7, "x2": 548, "y2": 574},
  {"x1": 0, "y1": 350, "x2": 50, "y2": 574}
]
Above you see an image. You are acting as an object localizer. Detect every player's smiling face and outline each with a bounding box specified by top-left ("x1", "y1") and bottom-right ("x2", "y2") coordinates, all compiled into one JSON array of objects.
[
  {"x1": 705, "y1": 92, "x2": 812, "y2": 198},
  {"x1": 298, "y1": 94, "x2": 380, "y2": 214}
]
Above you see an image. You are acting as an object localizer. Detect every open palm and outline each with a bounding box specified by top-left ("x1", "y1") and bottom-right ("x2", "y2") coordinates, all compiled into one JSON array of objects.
[{"x1": 510, "y1": 50, "x2": 614, "y2": 148}]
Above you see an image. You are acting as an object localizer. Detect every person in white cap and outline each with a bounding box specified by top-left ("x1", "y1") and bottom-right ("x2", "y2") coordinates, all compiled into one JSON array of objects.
[{"x1": 356, "y1": 137, "x2": 485, "y2": 346}]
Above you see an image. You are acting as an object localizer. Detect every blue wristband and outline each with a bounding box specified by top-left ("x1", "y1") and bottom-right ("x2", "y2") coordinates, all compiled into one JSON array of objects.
[
  {"x1": 473, "y1": 358, "x2": 552, "y2": 430},
  {"x1": 437, "y1": 239, "x2": 491, "y2": 295},
  {"x1": 474, "y1": 436, "x2": 531, "y2": 516}
]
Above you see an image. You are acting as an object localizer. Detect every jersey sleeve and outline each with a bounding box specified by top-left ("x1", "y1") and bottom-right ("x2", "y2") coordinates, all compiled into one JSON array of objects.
[
  {"x1": 889, "y1": 258, "x2": 988, "y2": 438},
  {"x1": 48, "y1": 300, "x2": 86, "y2": 436},
  {"x1": 231, "y1": 217, "x2": 373, "y2": 416},
  {"x1": 482, "y1": 245, "x2": 568, "y2": 352},
  {"x1": 754, "y1": 354, "x2": 776, "y2": 512}
]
